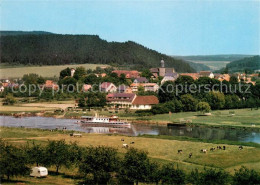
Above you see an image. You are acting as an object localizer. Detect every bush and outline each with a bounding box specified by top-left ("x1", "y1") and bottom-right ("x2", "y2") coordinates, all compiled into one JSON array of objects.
[{"x1": 232, "y1": 166, "x2": 260, "y2": 185}]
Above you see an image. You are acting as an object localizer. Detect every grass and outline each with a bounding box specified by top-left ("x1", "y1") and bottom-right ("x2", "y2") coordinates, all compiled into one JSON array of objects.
[
  {"x1": 0, "y1": 63, "x2": 108, "y2": 78},
  {"x1": 1, "y1": 126, "x2": 260, "y2": 184},
  {"x1": 190, "y1": 60, "x2": 230, "y2": 70},
  {"x1": 0, "y1": 100, "x2": 75, "y2": 113},
  {"x1": 142, "y1": 108, "x2": 260, "y2": 128}
]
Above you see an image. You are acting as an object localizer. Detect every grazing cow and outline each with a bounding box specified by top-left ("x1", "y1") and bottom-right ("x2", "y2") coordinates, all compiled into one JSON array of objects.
[
  {"x1": 201, "y1": 149, "x2": 207, "y2": 153},
  {"x1": 130, "y1": 142, "x2": 135, "y2": 144},
  {"x1": 122, "y1": 144, "x2": 128, "y2": 148},
  {"x1": 121, "y1": 138, "x2": 125, "y2": 141},
  {"x1": 178, "y1": 150, "x2": 183, "y2": 154},
  {"x1": 189, "y1": 153, "x2": 192, "y2": 158},
  {"x1": 239, "y1": 146, "x2": 243, "y2": 150},
  {"x1": 210, "y1": 148, "x2": 215, "y2": 151},
  {"x1": 223, "y1": 146, "x2": 226, "y2": 150}
]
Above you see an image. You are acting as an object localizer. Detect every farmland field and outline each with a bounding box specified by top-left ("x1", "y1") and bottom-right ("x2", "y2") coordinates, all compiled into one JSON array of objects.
[
  {"x1": 188, "y1": 60, "x2": 230, "y2": 70},
  {"x1": 1, "y1": 126, "x2": 260, "y2": 185},
  {"x1": 0, "y1": 63, "x2": 108, "y2": 78}
]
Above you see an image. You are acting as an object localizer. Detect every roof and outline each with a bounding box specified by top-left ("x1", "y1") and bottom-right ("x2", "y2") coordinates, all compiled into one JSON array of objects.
[
  {"x1": 100, "y1": 82, "x2": 113, "y2": 89},
  {"x1": 180, "y1": 73, "x2": 199, "y2": 80},
  {"x1": 134, "y1": 77, "x2": 148, "y2": 83},
  {"x1": 112, "y1": 70, "x2": 140, "y2": 78},
  {"x1": 150, "y1": 68, "x2": 159, "y2": 73},
  {"x1": 132, "y1": 96, "x2": 159, "y2": 105},
  {"x1": 199, "y1": 71, "x2": 212, "y2": 76},
  {"x1": 106, "y1": 93, "x2": 136, "y2": 102},
  {"x1": 130, "y1": 83, "x2": 158, "y2": 87}
]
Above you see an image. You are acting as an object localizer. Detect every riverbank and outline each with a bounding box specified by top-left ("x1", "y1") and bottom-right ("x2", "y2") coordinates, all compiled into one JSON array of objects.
[{"x1": 1, "y1": 101, "x2": 260, "y2": 130}]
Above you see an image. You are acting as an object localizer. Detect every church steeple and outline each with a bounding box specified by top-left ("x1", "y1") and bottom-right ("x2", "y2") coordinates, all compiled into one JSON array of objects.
[{"x1": 160, "y1": 58, "x2": 165, "y2": 68}]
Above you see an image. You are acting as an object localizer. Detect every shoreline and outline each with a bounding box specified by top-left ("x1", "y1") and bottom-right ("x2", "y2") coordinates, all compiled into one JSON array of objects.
[{"x1": 1, "y1": 111, "x2": 260, "y2": 132}]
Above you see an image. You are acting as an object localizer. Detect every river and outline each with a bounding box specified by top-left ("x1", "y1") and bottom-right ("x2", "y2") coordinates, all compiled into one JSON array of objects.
[{"x1": 0, "y1": 116, "x2": 260, "y2": 143}]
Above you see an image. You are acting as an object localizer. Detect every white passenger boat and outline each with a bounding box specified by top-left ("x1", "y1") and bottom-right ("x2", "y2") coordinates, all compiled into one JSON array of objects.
[{"x1": 80, "y1": 115, "x2": 131, "y2": 127}]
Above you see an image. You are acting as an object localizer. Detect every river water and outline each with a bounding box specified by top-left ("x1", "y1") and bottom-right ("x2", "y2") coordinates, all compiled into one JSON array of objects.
[{"x1": 0, "y1": 116, "x2": 260, "y2": 143}]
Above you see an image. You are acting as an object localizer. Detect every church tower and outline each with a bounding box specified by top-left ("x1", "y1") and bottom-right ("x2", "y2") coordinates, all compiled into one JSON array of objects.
[{"x1": 161, "y1": 59, "x2": 165, "y2": 68}]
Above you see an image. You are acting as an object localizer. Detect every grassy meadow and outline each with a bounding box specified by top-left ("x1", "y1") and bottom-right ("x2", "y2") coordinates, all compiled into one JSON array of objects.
[
  {"x1": 189, "y1": 60, "x2": 230, "y2": 70},
  {"x1": 1, "y1": 126, "x2": 260, "y2": 184},
  {"x1": 0, "y1": 63, "x2": 108, "y2": 78}
]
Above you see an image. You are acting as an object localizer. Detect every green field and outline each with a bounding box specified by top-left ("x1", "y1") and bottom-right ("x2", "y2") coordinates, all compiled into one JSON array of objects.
[
  {"x1": 189, "y1": 60, "x2": 230, "y2": 70},
  {"x1": 0, "y1": 64, "x2": 108, "y2": 78},
  {"x1": 1, "y1": 126, "x2": 260, "y2": 185}
]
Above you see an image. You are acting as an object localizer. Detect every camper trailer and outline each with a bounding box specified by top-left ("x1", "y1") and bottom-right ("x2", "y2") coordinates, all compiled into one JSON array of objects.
[{"x1": 30, "y1": 167, "x2": 48, "y2": 177}]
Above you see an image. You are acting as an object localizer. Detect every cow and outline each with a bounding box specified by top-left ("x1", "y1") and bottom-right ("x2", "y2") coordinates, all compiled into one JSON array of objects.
[
  {"x1": 189, "y1": 153, "x2": 192, "y2": 158},
  {"x1": 239, "y1": 146, "x2": 243, "y2": 150},
  {"x1": 130, "y1": 142, "x2": 135, "y2": 144},
  {"x1": 122, "y1": 144, "x2": 129, "y2": 148},
  {"x1": 201, "y1": 149, "x2": 207, "y2": 153},
  {"x1": 223, "y1": 146, "x2": 226, "y2": 150},
  {"x1": 121, "y1": 138, "x2": 125, "y2": 141},
  {"x1": 210, "y1": 148, "x2": 215, "y2": 151},
  {"x1": 177, "y1": 150, "x2": 183, "y2": 154}
]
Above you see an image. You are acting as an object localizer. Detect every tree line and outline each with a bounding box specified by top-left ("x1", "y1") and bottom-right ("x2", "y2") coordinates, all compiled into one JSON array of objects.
[
  {"x1": 1, "y1": 139, "x2": 260, "y2": 185},
  {"x1": 0, "y1": 34, "x2": 195, "y2": 72}
]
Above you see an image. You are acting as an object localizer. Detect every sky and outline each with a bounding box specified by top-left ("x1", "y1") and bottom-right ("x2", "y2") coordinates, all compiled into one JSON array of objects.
[{"x1": 1, "y1": 0, "x2": 260, "y2": 56}]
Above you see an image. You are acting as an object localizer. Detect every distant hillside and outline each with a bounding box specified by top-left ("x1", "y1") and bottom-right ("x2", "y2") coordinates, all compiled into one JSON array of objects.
[
  {"x1": 226, "y1": 55, "x2": 260, "y2": 72},
  {"x1": 0, "y1": 31, "x2": 54, "y2": 36},
  {"x1": 0, "y1": 32, "x2": 195, "y2": 72},
  {"x1": 174, "y1": 55, "x2": 253, "y2": 62},
  {"x1": 185, "y1": 61, "x2": 211, "y2": 72}
]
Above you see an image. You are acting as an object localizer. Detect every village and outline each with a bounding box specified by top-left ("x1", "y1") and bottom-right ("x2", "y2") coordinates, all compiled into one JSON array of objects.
[{"x1": 0, "y1": 59, "x2": 259, "y2": 112}]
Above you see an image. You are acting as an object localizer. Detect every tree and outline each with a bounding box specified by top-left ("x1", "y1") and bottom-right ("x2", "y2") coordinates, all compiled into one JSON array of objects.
[
  {"x1": 0, "y1": 140, "x2": 29, "y2": 180},
  {"x1": 22, "y1": 73, "x2": 39, "y2": 85},
  {"x1": 25, "y1": 141, "x2": 46, "y2": 166},
  {"x1": 230, "y1": 76, "x2": 238, "y2": 84},
  {"x1": 160, "y1": 163, "x2": 186, "y2": 185},
  {"x1": 137, "y1": 85, "x2": 145, "y2": 95},
  {"x1": 175, "y1": 75, "x2": 194, "y2": 85},
  {"x1": 196, "y1": 102, "x2": 211, "y2": 113},
  {"x1": 74, "y1": 66, "x2": 86, "y2": 80},
  {"x1": 232, "y1": 166, "x2": 260, "y2": 185},
  {"x1": 45, "y1": 140, "x2": 71, "y2": 174},
  {"x1": 188, "y1": 168, "x2": 230, "y2": 185},
  {"x1": 141, "y1": 69, "x2": 153, "y2": 79},
  {"x1": 205, "y1": 91, "x2": 225, "y2": 110},
  {"x1": 85, "y1": 92, "x2": 106, "y2": 107},
  {"x1": 79, "y1": 146, "x2": 119, "y2": 184},
  {"x1": 84, "y1": 74, "x2": 100, "y2": 85},
  {"x1": 59, "y1": 76, "x2": 77, "y2": 91},
  {"x1": 3, "y1": 93, "x2": 16, "y2": 105},
  {"x1": 119, "y1": 148, "x2": 152, "y2": 185},
  {"x1": 59, "y1": 67, "x2": 71, "y2": 80},
  {"x1": 180, "y1": 94, "x2": 197, "y2": 112},
  {"x1": 37, "y1": 76, "x2": 46, "y2": 84}
]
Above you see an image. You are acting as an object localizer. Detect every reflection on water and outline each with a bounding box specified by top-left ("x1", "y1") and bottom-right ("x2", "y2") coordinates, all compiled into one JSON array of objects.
[{"x1": 0, "y1": 116, "x2": 260, "y2": 143}]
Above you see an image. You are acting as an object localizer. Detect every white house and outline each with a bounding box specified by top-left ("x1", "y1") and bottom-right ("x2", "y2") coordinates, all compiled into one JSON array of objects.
[
  {"x1": 199, "y1": 71, "x2": 214, "y2": 78},
  {"x1": 131, "y1": 96, "x2": 159, "y2": 110},
  {"x1": 100, "y1": 82, "x2": 117, "y2": 93},
  {"x1": 106, "y1": 93, "x2": 136, "y2": 108}
]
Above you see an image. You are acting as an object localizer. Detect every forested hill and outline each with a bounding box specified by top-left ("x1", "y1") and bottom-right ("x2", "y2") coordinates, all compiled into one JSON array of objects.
[
  {"x1": 226, "y1": 55, "x2": 260, "y2": 72},
  {"x1": 0, "y1": 31, "x2": 53, "y2": 36},
  {"x1": 0, "y1": 32, "x2": 195, "y2": 72}
]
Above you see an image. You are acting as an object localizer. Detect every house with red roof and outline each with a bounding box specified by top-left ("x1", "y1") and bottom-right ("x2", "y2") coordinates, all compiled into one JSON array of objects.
[
  {"x1": 131, "y1": 95, "x2": 159, "y2": 110},
  {"x1": 44, "y1": 80, "x2": 59, "y2": 90},
  {"x1": 112, "y1": 70, "x2": 140, "y2": 79}
]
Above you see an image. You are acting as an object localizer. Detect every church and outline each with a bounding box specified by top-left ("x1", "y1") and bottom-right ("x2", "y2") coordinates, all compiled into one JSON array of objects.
[{"x1": 150, "y1": 59, "x2": 177, "y2": 78}]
